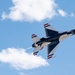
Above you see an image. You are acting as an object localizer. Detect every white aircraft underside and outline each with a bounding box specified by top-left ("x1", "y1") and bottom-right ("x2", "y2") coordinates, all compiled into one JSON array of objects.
[
  {"x1": 31, "y1": 23, "x2": 75, "y2": 59},
  {"x1": 59, "y1": 33, "x2": 72, "y2": 41}
]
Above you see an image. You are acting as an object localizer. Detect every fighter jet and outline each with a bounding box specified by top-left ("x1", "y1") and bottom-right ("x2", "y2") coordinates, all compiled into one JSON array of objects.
[{"x1": 31, "y1": 23, "x2": 75, "y2": 59}]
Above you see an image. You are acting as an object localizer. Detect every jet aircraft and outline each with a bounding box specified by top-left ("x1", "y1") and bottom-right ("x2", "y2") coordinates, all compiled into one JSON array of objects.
[{"x1": 31, "y1": 23, "x2": 75, "y2": 59}]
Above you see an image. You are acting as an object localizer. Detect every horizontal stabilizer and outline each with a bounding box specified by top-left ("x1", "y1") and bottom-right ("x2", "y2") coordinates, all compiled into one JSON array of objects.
[
  {"x1": 31, "y1": 34, "x2": 40, "y2": 43},
  {"x1": 33, "y1": 46, "x2": 43, "y2": 55}
]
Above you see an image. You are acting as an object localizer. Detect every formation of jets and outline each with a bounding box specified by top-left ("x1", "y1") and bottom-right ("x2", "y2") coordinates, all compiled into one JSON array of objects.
[{"x1": 31, "y1": 23, "x2": 75, "y2": 59}]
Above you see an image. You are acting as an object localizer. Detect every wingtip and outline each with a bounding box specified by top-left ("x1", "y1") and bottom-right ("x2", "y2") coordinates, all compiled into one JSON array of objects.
[
  {"x1": 33, "y1": 53, "x2": 37, "y2": 56},
  {"x1": 31, "y1": 34, "x2": 37, "y2": 38},
  {"x1": 47, "y1": 55, "x2": 52, "y2": 59},
  {"x1": 47, "y1": 54, "x2": 54, "y2": 59},
  {"x1": 33, "y1": 51, "x2": 39, "y2": 56},
  {"x1": 32, "y1": 34, "x2": 36, "y2": 36},
  {"x1": 44, "y1": 23, "x2": 50, "y2": 27}
]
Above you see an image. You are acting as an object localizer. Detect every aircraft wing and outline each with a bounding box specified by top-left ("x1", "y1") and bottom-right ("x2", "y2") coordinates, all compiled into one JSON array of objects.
[
  {"x1": 31, "y1": 34, "x2": 42, "y2": 55},
  {"x1": 47, "y1": 41, "x2": 59, "y2": 59},
  {"x1": 44, "y1": 23, "x2": 58, "y2": 37}
]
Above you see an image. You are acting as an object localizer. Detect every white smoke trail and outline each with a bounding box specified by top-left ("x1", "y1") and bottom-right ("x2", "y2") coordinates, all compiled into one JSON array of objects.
[{"x1": 25, "y1": 46, "x2": 32, "y2": 51}]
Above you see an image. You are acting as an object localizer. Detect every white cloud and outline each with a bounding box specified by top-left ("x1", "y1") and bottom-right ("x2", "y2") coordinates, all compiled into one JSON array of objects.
[
  {"x1": 70, "y1": 13, "x2": 75, "y2": 17},
  {"x1": 2, "y1": 0, "x2": 57, "y2": 22},
  {"x1": 58, "y1": 9, "x2": 67, "y2": 17},
  {"x1": 20, "y1": 72, "x2": 29, "y2": 75},
  {"x1": 1, "y1": 12, "x2": 8, "y2": 20},
  {"x1": 0, "y1": 48, "x2": 49, "y2": 70}
]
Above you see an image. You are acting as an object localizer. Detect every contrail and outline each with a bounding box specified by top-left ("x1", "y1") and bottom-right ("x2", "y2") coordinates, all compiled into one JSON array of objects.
[{"x1": 25, "y1": 46, "x2": 32, "y2": 51}]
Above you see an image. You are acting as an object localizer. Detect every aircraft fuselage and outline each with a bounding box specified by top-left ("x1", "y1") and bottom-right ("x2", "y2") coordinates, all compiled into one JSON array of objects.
[{"x1": 32, "y1": 29, "x2": 75, "y2": 48}]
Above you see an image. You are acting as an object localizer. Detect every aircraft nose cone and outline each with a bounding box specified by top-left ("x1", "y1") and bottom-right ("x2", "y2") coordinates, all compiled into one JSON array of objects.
[{"x1": 67, "y1": 29, "x2": 75, "y2": 35}]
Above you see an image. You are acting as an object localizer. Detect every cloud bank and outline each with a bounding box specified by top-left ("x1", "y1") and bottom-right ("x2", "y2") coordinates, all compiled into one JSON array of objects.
[
  {"x1": 2, "y1": 0, "x2": 57, "y2": 21},
  {"x1": 58, "y1": 9, "x2": 67, "y2": 17},
  {"x1": 0, "y1": 48, "x2": 49, "y2": 70}
]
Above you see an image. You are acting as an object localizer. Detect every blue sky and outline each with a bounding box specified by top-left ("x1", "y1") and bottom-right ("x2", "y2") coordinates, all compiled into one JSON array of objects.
[{"x1": 0, "y1": 0, "x2": 75, "y2": 75}]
